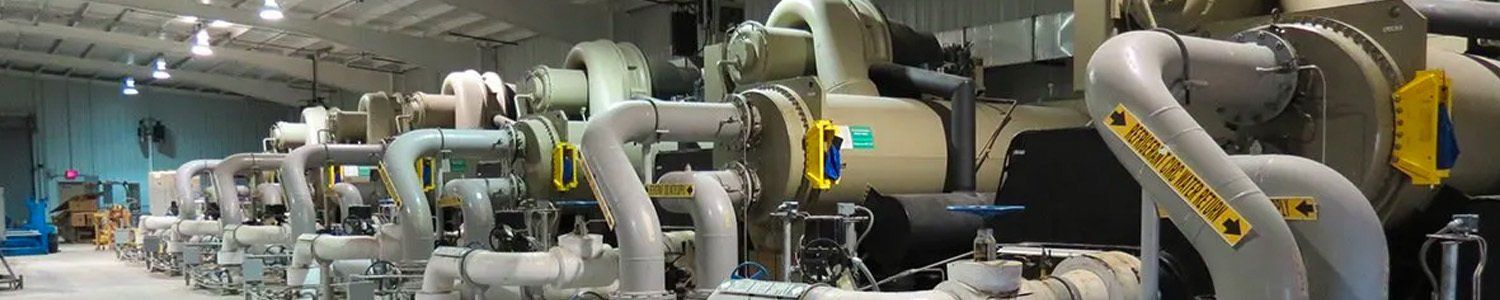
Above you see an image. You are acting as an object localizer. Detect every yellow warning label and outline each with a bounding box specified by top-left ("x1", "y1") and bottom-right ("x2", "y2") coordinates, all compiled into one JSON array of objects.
[
  {"x1": 1105, "y1": 104, "x2": 1251, "y2": 246},
  {"x1": 577, "y1": 156, "x2": 616, "y2": 230},
  {"x1": 646, "y1": 184, "x2": 695, "y2": 199},
  {"x1": 1270, "y1": 196, "x2": 1318, "y2": 221}
]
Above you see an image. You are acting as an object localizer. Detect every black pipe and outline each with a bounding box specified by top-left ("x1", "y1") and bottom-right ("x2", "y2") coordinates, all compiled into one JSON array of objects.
[
  {"x1": 869, "y1": 63, "x2": 977, "y2": 192},
  {"x1": 1408, "y1": 0, "x2": 1500, "y2": 40}
]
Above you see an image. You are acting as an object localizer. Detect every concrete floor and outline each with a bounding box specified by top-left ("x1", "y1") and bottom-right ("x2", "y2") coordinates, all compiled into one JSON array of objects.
[{"x1": 1, "y1": 243, "x2": 238, "y2": 300}]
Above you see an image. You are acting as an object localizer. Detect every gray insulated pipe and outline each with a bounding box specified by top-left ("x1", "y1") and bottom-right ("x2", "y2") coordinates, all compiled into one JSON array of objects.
[
  {"x1": 1407, "y1": 0, "x2": 1500, "y2": 40},
  {"x1": 282, "y1": 144, "x2": 385, "y2": 237},
  {"x1": 213, "y1": 153, "x2": 286, "y2": 225},
  {"x1": 384, "y1": 129, "x2": 518, "y2": 261},
  {"x1": 1229, "y1": 155, "x2": 1388, "y2": 299},
  {"x1": 581, "y1": 100, "x2": 745, "y2": 299},
  {"x1": 655, "y1": 170, "x2": 746, "y2": 296},
  {"x1": 1085, "y1": 31, "x2": 1308, "y2": 299},
  {"x1": 443, "y1": 177, "x2": 524, "y2": 249},
  {"x1": 868, "y1": 63, "x2": 976, "y2": 191},
  {"x1": 176, "y1": 159, "x2": 221, "y2": 219}
]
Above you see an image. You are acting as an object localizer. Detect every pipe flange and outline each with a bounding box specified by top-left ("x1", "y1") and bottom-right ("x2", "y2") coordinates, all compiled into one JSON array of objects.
[
  {"x1": 722, "y1": 161, "x2": 762, "y2": 204},
  {"x1": 454, "y1": 247, "x2": 486, "y2": 288},
  {"x1": 1225, "y1": 28, "x2": 1300, "y2": 125},
  {"x1": 727, "y1": 93, "x2": 762, "y2": 149}
]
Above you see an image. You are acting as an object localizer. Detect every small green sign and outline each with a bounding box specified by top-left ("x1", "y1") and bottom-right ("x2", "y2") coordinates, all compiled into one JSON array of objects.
[
  {"x1": 449, "y1": 159, "x2": 469, "y2": 172},
  {"x1": 849, "y1": 126, "x2": 875, "y2": 149}
]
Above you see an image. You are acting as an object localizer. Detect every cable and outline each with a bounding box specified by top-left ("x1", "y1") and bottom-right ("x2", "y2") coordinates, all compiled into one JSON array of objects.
[
  {"x1": 1149, "y1": 28, "x2": 1193, "y2": 105},
  {"x1": 859, "y1": 250, "x2": 974, "y2": 290},
  {"x1": 1421, "y1": 238, "x2": 1441, "y2": 298},
  {"x1": 854, "y1": 205, "x2": 875, "y2": 250},
  {"x1": 1475, "y1": 236, "x2": 1487, "y2": 300}
]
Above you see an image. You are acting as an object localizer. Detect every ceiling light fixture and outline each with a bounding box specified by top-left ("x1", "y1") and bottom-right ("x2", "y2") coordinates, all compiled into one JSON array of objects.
[
  {"x1": 178, "y1": 16, "x2": 199, "y2": 23},
  {"x1": 151, "y1": 58, "x2": 172, "y2": 80},
  {"x1": 209, "y1": 20, "x2": 232, "y2": 28},
  {"x1": 123, "y1": 77, "x2": 140, "y2": 95},
  {"x1": 191, "y1": 30, "x2": 214, "y2": 56},
  {"x1": 259, "y1": 0, "x2": 284, "y2": 20}
]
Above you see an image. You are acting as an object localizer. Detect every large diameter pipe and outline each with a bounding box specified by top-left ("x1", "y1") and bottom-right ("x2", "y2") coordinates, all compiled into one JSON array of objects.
[
  {"x1": 282, "y1": 144, "x2": 385, "y2": 237},
  {"x1": 656, "y1": 170, "x2": 745, "y2": 295},
  {"x1": 443, "y1": 177, "x2": 525, "y2": 248},
  {"x1": 417, "y1": 245, "x2": 619, "y2": 300},
  {"x1": 212, "y1": 153, "x2": 286, "y2": 225},
  {"x1": 563, "y1": 41, "x2": 652, "y2": 116},
  {"x1": 384, "y1": 129, "x2": 518, "y2": 261},
  {"x1": 290, "y1": 234, "x2": 381, "y2": 296},
  {"x1": 581, "y1": 100, "x2": 743, "y2": 298},
  {"x1": 257, "y1": 183, "x2": 284, "y2": 206},
  {"x1": 1229, "y1": 155, "x2": 1388, "y2": 299},
  {"x1": 175, "y1": 159, "x2": 221, "y2": 219},
  {"x1": 1085, "y1": 31, "x2": 1308, "y2": 299},
  {"x1": 868, "y1": 63, "x2": 977, "y2": 191},
  {"x1": 332, "y1": 182, "x2": 364, "y2": 218},
  {"x1": 767, "y1": 0, "x2": 887, "y2": 96},
  {"x1": 1407, "y1": 0, "x2": 1500, "y2": 40}
]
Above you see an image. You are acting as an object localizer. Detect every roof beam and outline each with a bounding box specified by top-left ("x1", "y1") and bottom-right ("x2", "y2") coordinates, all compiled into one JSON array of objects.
[
  {"x1": 0, "y1": 47, "x2": 307, "y2": 105},
  {"x1": 434, "y1": 0, "x2": 610, "y2": 43},
  {"x1": 82, "y1": 0, "x2": 481, "y2": 72},
  {"x1": 0, "y1": 21, "x2": 390, "y2": 92}
]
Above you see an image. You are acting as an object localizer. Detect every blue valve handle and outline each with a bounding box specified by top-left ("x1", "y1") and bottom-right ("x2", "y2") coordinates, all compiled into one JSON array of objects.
[{"x1": 946, "y1": 205, "x2": 1025, "y2": 220}]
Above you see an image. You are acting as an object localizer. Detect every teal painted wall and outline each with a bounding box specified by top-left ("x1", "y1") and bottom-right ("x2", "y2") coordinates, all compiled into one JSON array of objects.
[{"x1": 0, "y1": 72, "x2": 296, "y2": 222}]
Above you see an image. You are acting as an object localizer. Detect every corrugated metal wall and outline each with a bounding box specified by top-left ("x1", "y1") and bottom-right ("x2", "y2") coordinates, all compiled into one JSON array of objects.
[{"x1": 0, "y1": 72, "x2": 294, "y2": 220}]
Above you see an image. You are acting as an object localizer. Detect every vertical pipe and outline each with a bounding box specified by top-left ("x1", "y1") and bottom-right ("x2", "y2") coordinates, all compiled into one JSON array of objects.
[
  {"x1": 1141, "y1": 192, "x2": 1160, "y2": 300},
  {"x1": 282, "y1": 144, "x2": 385, "y2": 238},
  {"x1": 175, "y1": 159, "x2": 221, "y2": 219},
  {"x1": 213, "y1": 153, "x2": 286, "y2": 226},
  {"x1": 383, "y1": 129, "x2": 517, "y2": 261},
  {"x1": 867, "y1": 63, "x2": 977, "y2": 191},
  {"x1": 782, "y1": 215, "x2": 794, "y2": 281},
  {"x1": 1441, "y1": 240, "x2": 1460, "y2": 300}
]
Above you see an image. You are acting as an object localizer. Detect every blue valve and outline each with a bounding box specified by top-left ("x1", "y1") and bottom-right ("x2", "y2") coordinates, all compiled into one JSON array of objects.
[
  {"x1": 946, "y1": 205, "x2": 1025, "y2": 219},
  {"x1": 825, "y1": 136, "x2": 844, "y2": 181}
]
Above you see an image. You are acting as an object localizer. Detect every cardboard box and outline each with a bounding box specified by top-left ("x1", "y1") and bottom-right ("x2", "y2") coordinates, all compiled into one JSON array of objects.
[
  {"x1": 68, "y1": 198, "x2": 100, "y2": 212},
  {"x1": 69, "y1": 212, "x2": 93, "y2": 227}
]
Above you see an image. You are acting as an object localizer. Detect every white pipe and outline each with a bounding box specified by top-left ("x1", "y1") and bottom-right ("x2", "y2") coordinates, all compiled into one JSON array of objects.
[
  {"x1": 257, "y1": 183, "x2": 284, "y2": 206},
  {"x1": 332, "y1": 182, "x2": 364, "y2": 219},
  {"x1": 655, "y1": 170, "x2": 744, "y2": 295},
  {"x1": 212, "y1": 153, "x2": 287, "y2": 225},
  {"x1": 303, "y1": 106, "x2": 331, "y2": 145},
  {"x1": 290, "y1": 234, "x2": 381, "y2": 292},
  {"x1": 272, "y1": 122, "x2": 310, "y2": 149},
  {"x1": 174, "y1": 219, "x2": 223, "y2": 237},
  {"x1": 443, "y1": 177, "x2": 525, "y2": 248},
  {"x1": 376, "y1": 224, "x2": 404, "y2": 261},
  {"x1": 282, "y1": 144, "x2": 385, "y2": 237},
  {"x1": 1085, "y1": 31, "x2": 1307, "y2": 299},
  {"x1": 440, "y1": 70, "x2": 489, "y2": 129},
  {"x1": 417, "y1": 236, "x2": 619, "y2": 300},
  {"x1": 384, "y1": 128, "x2": 518, "y2": 261},
  {"x1": 563, "y1": 41, "x2": 650, "y2": 117},
  {"x1": 141, "y1": 216, "x2": 179, "y2": 231},
  {"x1": 581, "y1": 100, "x2": 744, "y2": 298},
  {"x1": 1229, "y1": 155, "x2": 1388, "y2": 299},
  {"x1": 175, "y1": 159, "x2": 221, "y2": 219},
  {"x1": 220, "y1": 224, "x2": 291, "y2": 264},
  {"x1": 767, "y1": 0, "x2": 886, "y2": 96}
]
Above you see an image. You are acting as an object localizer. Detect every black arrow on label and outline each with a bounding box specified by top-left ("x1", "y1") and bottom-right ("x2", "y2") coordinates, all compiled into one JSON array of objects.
[
  {"x1": 1296, "y1": 201, "x2": 1316, "y2": 215},
  {"x1": 1222, "y1": 219, "x2": 1242, "y2": 235},
  {"x1": 1109, "y1": 110, "x2": 1127, "y2": 126}
]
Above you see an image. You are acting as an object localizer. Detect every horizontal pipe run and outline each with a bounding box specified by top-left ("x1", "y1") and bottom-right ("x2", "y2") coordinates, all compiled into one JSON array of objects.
[{"x1": 1407, "y1": 0, "x2": 1500, "y2": 40}]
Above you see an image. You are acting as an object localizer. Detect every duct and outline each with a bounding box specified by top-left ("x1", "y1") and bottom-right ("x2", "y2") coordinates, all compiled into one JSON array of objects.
[
  {"x1": 1407, "y1": 0, "x2": 1500, "y2": 40},
  {"x1": 868, "y1": 63, "x2": 977, "y2": 191},
  {"x1": 655, "y1": 170, "x2": 746, "y2": 296},
  {"x1": 282, "y1": 144, "x2": 385, "y2": 237},
  {"x1": 440, "y1": 70, "x2": 492, "y2": 129},
  {"x1": 1228, "y1": 155, "x2": 1387, "y2": 299},
  {"x1": 581, "y1": 100, "x2": 744, "y2": 298},
  {"x1": 175, "y1": 159, "x2": 221, "y2": 219},
  {"x1": 257, "y1": 183, "x2": 283, "y2": 206},
  {"x1": 1084, "y1": 31, "x2": 1308, "y2": 299},
  {"x1": 1429, "y1": 49, "x2": 1500, "y2": 194},
  {"x1": 212, "y1": 153, "x2": 286, "y2": 225},
  {"x1": 290, "y1": 234, "x2": 382, "y2": 296},
  {"x1": 563, "y1": 40, "x2": 653, "y2": 117},
  {"x1": 384, "y1": 129, "x2": 519, "y2": 261},
  {"x1": 332, "y1": 183, "x2": 364, "y2": 219},
  {"x1": 443, "y1": 177, "x2": 525, "y2": 248},
  {"x1": 303, "y1": 107, "x2": 331, "y2": 144},
  {"x1": 766, "y1": 0, "x2": 890, "y2": 96},
  {"x1": 416, "y1": 235, "x2": 620, "y2": 300}
]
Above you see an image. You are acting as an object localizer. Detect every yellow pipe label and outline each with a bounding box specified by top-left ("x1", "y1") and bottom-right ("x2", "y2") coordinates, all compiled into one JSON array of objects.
[
  {"x1": 646, "y1": 184, "x2": 695, "y2": 199},
  {"x1": 1270, "y1": 196, "x2": 1318, "y2": 221},
  {"x1": 1106, "y1": 104, "x2": 1250, "y2": 246}
]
